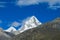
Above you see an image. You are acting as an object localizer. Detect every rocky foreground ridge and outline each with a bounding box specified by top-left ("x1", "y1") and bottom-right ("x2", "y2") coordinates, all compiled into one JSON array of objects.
[{"x1": 11, "y1": 18, "x2": 60, "y2": 40}]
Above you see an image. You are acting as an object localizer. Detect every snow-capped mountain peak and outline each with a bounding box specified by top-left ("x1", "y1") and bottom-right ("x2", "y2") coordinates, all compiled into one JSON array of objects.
[
  {"x1": 4, "y1": 21, "x2": 21, "y2": 32},
  {"x1": 4, "y1": 16, "x2": 42, "y2": 35},
  {"x1": 18, "y1": 16, "x2": 42, "y2": 33},
  {"x1": 4, "y1": 27, "x2": 17, "y2": 32}
]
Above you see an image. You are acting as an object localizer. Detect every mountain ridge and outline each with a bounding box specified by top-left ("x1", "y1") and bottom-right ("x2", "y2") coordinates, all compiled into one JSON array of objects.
[
  {"x1": 0, "y1": 28, "x2": 13, "y2": 40},
  {"x1": 4, "y1": 16, "x2": 41, "y2": 35},
  {"x1": 12, "y1": 17, "x2": 60, "y2": 40}
]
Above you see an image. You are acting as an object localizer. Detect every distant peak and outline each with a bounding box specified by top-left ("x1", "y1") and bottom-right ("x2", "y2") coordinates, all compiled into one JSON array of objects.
[
  {"x1": 30, "y1": 16, "x2": 37, "y2": 19},
  {"x1": 51, "y1": 17, "x2": 60, "y2": 23},
  {"x1": 54, "y1": 17, "x2": 60, "y2": 21},
  {"x1": 55, "y1": 17, "x2": 60, "y2": 20},
  {"x1": 31, "y1": 16, "x2": 36, "y2": 18},
  {"x1": 0, "y1": 28, "x2": 3, "y2": 32},
  {"x1": 0, "y1": 27, "x2": 3, "y2": 30}
]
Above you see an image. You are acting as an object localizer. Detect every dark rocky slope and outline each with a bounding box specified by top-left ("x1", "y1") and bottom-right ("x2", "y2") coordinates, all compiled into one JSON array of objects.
[
  {"x1": 0, "y1": 28, "x2": 15, "y2": 40},
  {"x1": 12, "y1": 18, "x2": 60, "y2": 40}
]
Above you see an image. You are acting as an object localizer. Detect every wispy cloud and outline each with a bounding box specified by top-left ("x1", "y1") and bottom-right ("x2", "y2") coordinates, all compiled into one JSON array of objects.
[
  {"x1": 0, "y1": 2, "x2": 15, "y2": 8},
  {"x1": 10, "y1": 21, "x2": 21, "y2": 27},
  {"x1": 0, "y1": 5, "x2": 5, "y2": 8},
  {"x1": 0, "y1": 2, "x2": 7, "y2": 3},
  {"x1": 16, "y1": 0, "x2": 60, "y2": 9},
  {"x1": 0, "y1": 2, "x2": 7, "y2": 8},
  {"x1": 16, "y1": 0, "x2": 40, "y2": 6}
]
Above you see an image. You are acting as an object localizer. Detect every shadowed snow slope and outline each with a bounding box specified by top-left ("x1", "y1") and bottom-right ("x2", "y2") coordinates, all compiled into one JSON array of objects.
[{"x1": 4, "y1": 27, "x2": 17, "y2": 32}]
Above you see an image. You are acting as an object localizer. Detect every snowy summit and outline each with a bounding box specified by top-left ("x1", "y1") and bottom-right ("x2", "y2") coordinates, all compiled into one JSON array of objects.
[
  {"x1": 4, "y1": 16, "x2": 42, "y2": 35},
  {"x1": 18, "y1": 16, "x2": 42, "y2": 33}
]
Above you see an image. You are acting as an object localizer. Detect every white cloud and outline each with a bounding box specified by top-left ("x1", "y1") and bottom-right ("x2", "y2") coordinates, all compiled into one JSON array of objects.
[
  {"x1": 16, "y1": 0, "x2": 60, "y2": 9},
  {"x1": 16, "y1": 0, "x2": 40, "y2": 6}
]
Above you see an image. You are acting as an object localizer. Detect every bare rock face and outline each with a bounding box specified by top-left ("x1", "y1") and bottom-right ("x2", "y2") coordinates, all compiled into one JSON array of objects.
[
  {"x1": 0, "y1": 28, "x2": 15, "y2": 40},
  {"x1": 12, "y1": 18, "x2": 60, "y2": 40}
]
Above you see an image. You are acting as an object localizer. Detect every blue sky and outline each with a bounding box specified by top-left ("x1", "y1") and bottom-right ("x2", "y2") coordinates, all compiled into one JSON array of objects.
[{"x1": 0, "y1": 0, "x2": 60, "y2": 29}]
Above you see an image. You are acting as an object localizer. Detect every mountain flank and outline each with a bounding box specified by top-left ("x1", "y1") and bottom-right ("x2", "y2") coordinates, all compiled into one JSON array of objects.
[{"x1": 12, "y1": 17, "x2": 60, "y2": 40}]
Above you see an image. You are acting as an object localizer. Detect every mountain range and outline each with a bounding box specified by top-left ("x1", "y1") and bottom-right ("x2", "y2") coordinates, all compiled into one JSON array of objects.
[
  {"x1": 4, "y1": 16, "x2": 42, "y2": 35},
  {"x1": 0, "y1": 16, "x2": 60, "y2": 40},
  {"x1": 11, "y1": 17, "x2": 60, "y2": 40}
]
